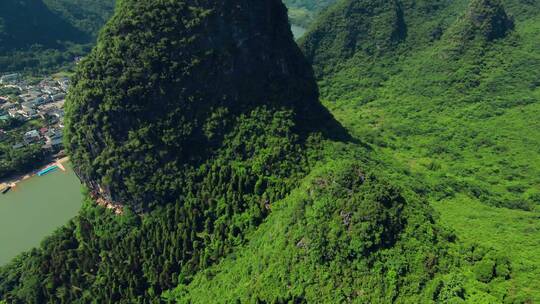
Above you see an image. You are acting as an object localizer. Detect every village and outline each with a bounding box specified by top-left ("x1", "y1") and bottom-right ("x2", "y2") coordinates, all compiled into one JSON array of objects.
[
  {"x1": 0, "y1": 72, "x2": 68, "y2": 154},
  {"x1": 0, "y1": 71, "x2": 73, "y2": 194}
]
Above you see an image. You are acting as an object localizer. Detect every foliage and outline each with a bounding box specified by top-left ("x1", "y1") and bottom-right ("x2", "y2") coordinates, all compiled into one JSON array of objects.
[
  {"x1": 433, "y1": 198, "x2": 540, "y2": 303},
  {"x1": 164, "y1": 160, "x2": 505, "y2": 303},
  {"x1": 0, "y1": 0, "x2": 114, "y2": 73},
  {"x1": 1, "y1": 0, "x2": 539, "y2": 303},
  {"x1": 0, "y1": 144, "x2": 47, "y2": 179},
  {"x1": 0, "y1": 0, "x2": 86, "y2": 52},
  {"x1": 474, "y1": 259, "x2": 496, "y2": 282},
  {"x1": 0, "y1": 87, "x2": 20, "y2": 98},
  {"x1": 300, "y1": 0, "x2": 407, "y2": 77},
  {"x1": 0, "y1": 0, "x2": 343, "y2": 302},
  {"x1": 65, "y1": 0, "x2": 338, "y2": 213},
  {"x1": 456, "y1": 0, "x2": 515, "y2": 41},
  {"x1": 43, "y1": 0, "x2": 116, "y2": 37},
  {"x1": 0, "y1": 119, "x2": 48, "y2": 179},
  {"x1": 299, "y1": 0, "x2": 540, "y2": 301}
]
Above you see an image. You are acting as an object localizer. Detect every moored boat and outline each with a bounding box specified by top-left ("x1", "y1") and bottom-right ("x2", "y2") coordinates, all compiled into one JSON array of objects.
[
  {"x1": 1, "y1": 186, "x2": 11, "y2": 194},
  {"x1": 37, "y1": 165, "x2": 59, "y2": 177}
]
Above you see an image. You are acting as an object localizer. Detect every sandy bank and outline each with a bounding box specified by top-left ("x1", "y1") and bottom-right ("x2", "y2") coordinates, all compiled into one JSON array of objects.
[{"x1": 0, "y1": 157, "x2": 71, "y2": 191}]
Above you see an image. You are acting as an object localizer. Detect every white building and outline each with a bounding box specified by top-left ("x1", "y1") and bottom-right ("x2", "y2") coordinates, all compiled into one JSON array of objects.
[{"x1": 0, "y1": 73, "x2": 20, "y2": 84}]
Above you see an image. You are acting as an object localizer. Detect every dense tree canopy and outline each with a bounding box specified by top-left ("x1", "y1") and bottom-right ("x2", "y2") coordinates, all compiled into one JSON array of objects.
[
  {"x1": 1, "y1": 0, "x2": 539, "y2": 303},
  {"x1": 0, "y1": 0, "x2": 344, "y2": 302},
  {"x1": 297, "y1": 0, "x2": 540, "y2": 300},
  {"x1": 300, "y1": 0, "x2": 407, "y2": 77},
  {"x1": 65, "y1": 0, "x2": 340, "y2": 213}
]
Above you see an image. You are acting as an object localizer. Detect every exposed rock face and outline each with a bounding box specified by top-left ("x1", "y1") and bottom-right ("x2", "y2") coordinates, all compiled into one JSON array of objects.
[
  {"x1": 65, "y1": 0, "x2": 336, "y2": 211},
  {"x1": 454, "y1": 0, "x2": 514, "y2": 41},
  {"x1": 466, "y1": 0, "x2": 514, "y2": 40}
]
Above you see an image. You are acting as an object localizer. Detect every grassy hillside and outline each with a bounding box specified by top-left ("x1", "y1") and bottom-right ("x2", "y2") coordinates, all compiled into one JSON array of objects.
[
  {"x1": 165, "y1": 153, "x2": 519, "y2": 303},
  {"x1": 299, "y1": 0, "x2": 540, "y2": 301},
  {"x1": 167, "y1": 1, "x2": 540, "y2": 301},
  {"x1": 0, "y1": 0, "x2": 538, "y2": 303},
  {"x1": 0, "y1": 0, "x2": 513, "y2": 303}
]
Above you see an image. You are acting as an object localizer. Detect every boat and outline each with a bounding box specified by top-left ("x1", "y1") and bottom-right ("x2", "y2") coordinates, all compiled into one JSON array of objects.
[
  {"x1": 37, "y1": 165, "x2": 59, "y2": 176},
  {"x1": 1, "y1": 186, "x2": 11, "y2": 194}
]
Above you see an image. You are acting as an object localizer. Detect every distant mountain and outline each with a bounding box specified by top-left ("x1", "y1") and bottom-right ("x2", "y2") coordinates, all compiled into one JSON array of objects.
[
  {"x1": 0, "y1": 0, "x2": 325, "y2": 73},
  {"x1": 0, "y1": 0, "x2": 115, "y2": 73},
  {"x1": 42, "y1": 0, "x2": 116, "y2": 37},
  {"x1": 300, "y1": 0, "x2": 407, "y2": 76},
  {"x1": 0, "y1": 0, "x2": 86, "y2": 52}
]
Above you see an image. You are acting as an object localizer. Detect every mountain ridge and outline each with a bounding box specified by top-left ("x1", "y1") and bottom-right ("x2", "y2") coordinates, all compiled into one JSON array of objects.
[
  {"x1": 1, "y1": 0, "x2": 539, "y2": 303},
  {"x1": 298, "y1": 0, "x2": 540, "y2": 301},
  {"x1": 0, "y1": 0, "x2": 115, "y2": 73}
]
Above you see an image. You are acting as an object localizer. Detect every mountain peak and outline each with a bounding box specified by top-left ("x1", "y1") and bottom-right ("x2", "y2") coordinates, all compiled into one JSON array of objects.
[
  {"x1": 457, "y1": 0, "x2": 515, "y2": 41},
  {"x1": 300, "y1": 0, "x2": 406, "y2": 76},
  {"x1": 65, "y1": 0, "x2": 338, "y2": 212}
]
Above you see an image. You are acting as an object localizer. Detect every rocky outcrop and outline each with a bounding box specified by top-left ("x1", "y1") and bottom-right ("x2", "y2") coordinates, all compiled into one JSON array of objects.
[
  {"x1": 300, "y1": 0, "x2": 407, "y2": 76},
  {"x1": 451, "y1": 0, "x2": 514, "y2": 42}
]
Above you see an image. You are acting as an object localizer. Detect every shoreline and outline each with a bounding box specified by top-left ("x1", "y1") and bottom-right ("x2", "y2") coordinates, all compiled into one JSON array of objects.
[{"x1": 0, "y1": 156, "x2": 70, "y2": 191}]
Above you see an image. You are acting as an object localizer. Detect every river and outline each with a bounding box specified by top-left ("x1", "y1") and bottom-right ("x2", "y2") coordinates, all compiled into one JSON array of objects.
[{"x1": 0, "y1": 163, "x2": 82, "y2": 265}]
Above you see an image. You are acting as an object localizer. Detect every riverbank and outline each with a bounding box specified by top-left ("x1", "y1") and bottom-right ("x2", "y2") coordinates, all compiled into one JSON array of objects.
[{"x1": 0, "y1": 156, "x2": 70, "y2": 192}]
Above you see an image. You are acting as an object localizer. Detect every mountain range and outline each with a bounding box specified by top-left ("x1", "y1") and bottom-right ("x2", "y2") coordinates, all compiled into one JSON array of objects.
[
  {"x1": 1, "y1": 0, "x2": 539, "y2": 303},
  {"x1": 0, "y1": 0, "x2": 114, "y2": 73}
]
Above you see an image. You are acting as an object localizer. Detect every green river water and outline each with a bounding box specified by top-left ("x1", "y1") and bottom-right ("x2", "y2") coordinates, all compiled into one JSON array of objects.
[{"x1": 0, "y1": 163, "x2": 82, "y2": 265}]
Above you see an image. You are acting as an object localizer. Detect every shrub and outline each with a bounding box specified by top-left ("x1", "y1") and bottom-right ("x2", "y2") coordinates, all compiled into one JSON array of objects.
[{"x1": 474, "y1": 259, "x2": 496, "y2": 283}]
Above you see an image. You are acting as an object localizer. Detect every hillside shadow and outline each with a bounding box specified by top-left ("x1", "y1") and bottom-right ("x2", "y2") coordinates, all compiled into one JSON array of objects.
[{"x1": 0, "y1": 0, "x2": 90, "y2": 51}]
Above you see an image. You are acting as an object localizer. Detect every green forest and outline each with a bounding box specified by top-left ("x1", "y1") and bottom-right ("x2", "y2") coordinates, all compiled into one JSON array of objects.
[
  {"x1": 0, "y1": 0, "x2": 325, "y2": 73},
  {"x1": 0, "y1": 0, "x2": 114, "y2": 73},
  {"x1": 0, "y1": 118, "x2": 48, "y2": 179},
  {"x1": 1, "y1": 0, "x2": 540, "y2": 303}
]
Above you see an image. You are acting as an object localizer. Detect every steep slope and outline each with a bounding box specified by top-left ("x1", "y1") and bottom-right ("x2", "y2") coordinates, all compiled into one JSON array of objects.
[
  {"x1": 42, "y1": 0, "x2": 116, "y2": 37},
  {"x1": 0, "y1": 0, "x2": 489, "y2": 303},
  {"x1": 0, "y1": 0, "x2": 343, "y2": 302},
  {"x1": 450, "y1": 0, "x2": 515, "y2": 41},
  {"x1": 65, "y1": 0, "x2": 339, "y2": 213},
  {"x1": 300, "y1": 0, "x2": 540, "y2": 301},
  {"x1": 1, "y1": 0, "x2": 536, "y2": 303},
  {"x1": 166, "y1": 159, "x2": 511, "y2": 303},
  {"x1": 300, "y1": 0, "x2": 407, "y2": 77}
]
